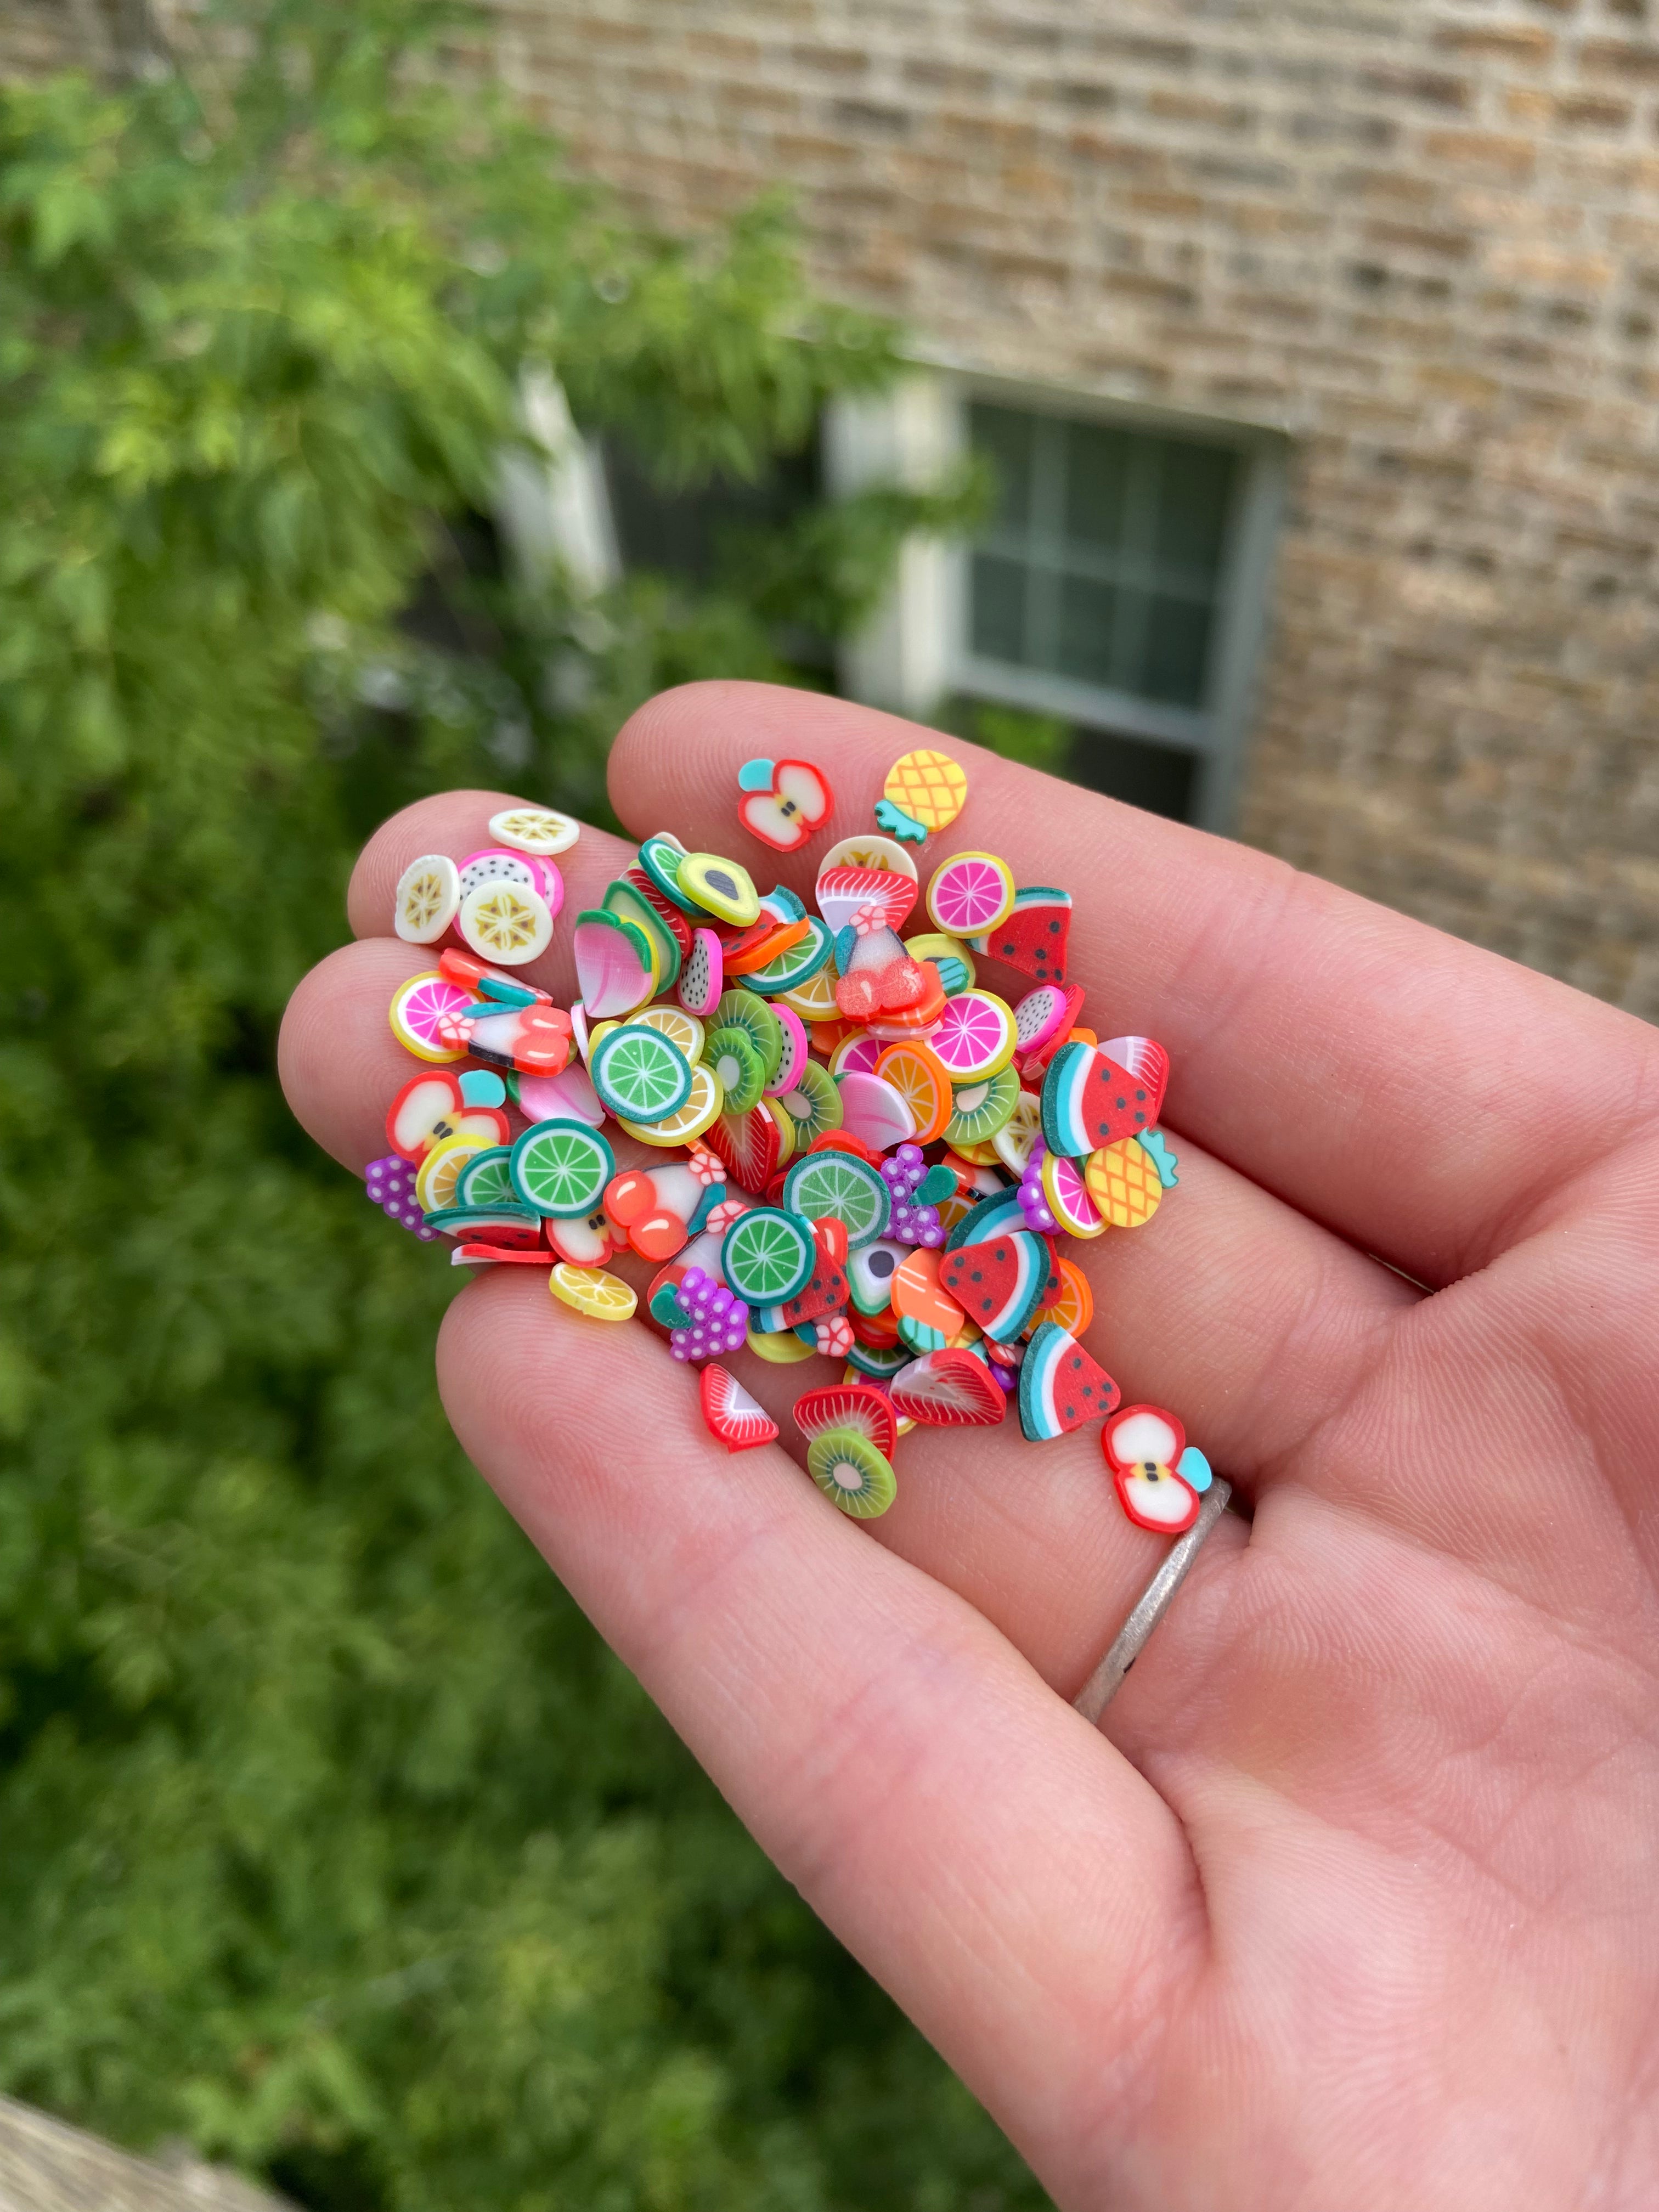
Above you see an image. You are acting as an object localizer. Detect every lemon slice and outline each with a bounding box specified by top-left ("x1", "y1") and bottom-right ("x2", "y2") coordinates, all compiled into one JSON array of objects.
[
  {"x1": 618, "y1": 1061, "x2": 723, "y2": 1147},
  {"x1": 634, "y1": 1002, "x2": 704, "y2": 1063},
  {"x1": 489, "y1": 805, "x2": 580, "y2": 856},
  {"x1": 415, "y1": 1133, "x2": 488, "y2": 1213},
  {"x1": 549, "y1": 1264, "x2": 637, "y2": 1322}
]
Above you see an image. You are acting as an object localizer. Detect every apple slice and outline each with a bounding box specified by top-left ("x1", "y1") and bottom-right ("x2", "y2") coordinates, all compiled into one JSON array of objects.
[
  {"x1": 385, "y1": 1071, "x2": 510, "y2": 1164},
  {"x1": 738, "y1": 759, "x2": 835, "y2": 854}
]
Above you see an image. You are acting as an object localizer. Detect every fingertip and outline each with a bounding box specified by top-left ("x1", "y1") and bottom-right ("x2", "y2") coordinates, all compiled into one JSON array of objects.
[{"x1": 346, "y1": 788, "x2": 543, "y2": 939}]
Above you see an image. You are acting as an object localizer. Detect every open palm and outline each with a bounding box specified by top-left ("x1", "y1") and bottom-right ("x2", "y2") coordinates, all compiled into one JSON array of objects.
[{"x1": 280, "y1": 682, "x2": 1659, "y2": 2211}]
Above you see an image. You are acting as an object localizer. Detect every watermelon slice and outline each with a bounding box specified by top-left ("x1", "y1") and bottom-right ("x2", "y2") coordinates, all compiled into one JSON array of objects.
[
  {"x1": 623, "y1": 865, "x2": 695, "y2": 955},
  {"x1": 944, "y1": 1186, "x2": 1026, "y2": 1251},
  {"x1": 1018, "y1": 1323, "x2": 1121, "y2": 1442},
  {"x1": 1097, "y1": 1036, "x2": 1170, "y2": 1125},
  {"x1": 1076, "y1": 1049, "x2": 1161, "y2": 1148},
  {"x1": 940, "y1": 1230, "x2": 1049, "y2": 1342},
  {"x1": 792, "y1": 1382, "x2": 898, "y2": 1458},
  {"x1": 752, "y1": 1252, "x2": 850, "y2": 1331},
  {"x1": 1040, "y1": 1039, "x2": 1096, "y2": 1157},
  {"x1": 845, "y1": 1337, "x2": 913, "y2": 1379},
  {"x1": 704, "y1": 1102, "x2": 783, "y2": 1193},
  {"x1": 889, "y1": 1349, "x2": 1006, "y2": 1426},
  {"x1": 699, "y1": 1364, "x2": 780, "y2": 1452},
  {"x1": 968, "y1": 887, "x2": 1071, "y2": 986}
]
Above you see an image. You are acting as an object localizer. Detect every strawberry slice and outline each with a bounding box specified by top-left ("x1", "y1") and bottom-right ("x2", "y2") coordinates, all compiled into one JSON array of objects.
[
  {"x1": 791, "y1": 1383, "x2": 898, "y2": 1458},
  {"x1": 889, "y1": 1349, "x2": 1006, "y2": 1426},
  {"x1": 699, "y1": 1365, "x2": 780, "y2": 1452},
  {"x1": 815, "y1": 866, "x2": 918, "y2": 936},
  {"x1": 704, "y1": 1102, "x2": 783, "y2": 1193}
]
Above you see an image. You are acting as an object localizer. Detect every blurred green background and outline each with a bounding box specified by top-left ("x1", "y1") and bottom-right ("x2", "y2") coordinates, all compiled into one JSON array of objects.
[{"x1": 0, "y1": 4, "x2": 1048, "y2": 2204}]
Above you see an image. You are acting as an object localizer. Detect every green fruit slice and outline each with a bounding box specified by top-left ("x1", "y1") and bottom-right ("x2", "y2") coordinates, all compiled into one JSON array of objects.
[
  {"x1": 510, "y1": 1119, "x2": 616, "y2": 1218},
  {"x1": 743, "y1": 916, "x2": 834, "y2": 997},
  {"x1": 944, "y1": 1063, "x2": 1022, "y2": 1147},
  {"x1": 455, "y1": 1144, "x2": 517, "y2": 1211},
  {"x1": 703, "y1": 1025, "x2": 765, "y2": 1114},
  {"x1": 721, "y1": 1206, "x2": 816, "y2": 1303},
  {"x1": 773, "y1": 1059, "x2": 842, "y2": 1146},
  {"x1": 602, "y1": 879, "x2": 682, "y2": 990},
  {"x1": 637, "y1": 832, "x2": 696, "y2": 912},
  {"x1": 845, "y1": 1338, "x2": 912, "y2": 1379},
  {"x1": 714, "y1": 989, "x2": 782, "y2": 1080},
  {"x1": 591, "y1": 1023, "x2": 693, "y2": 1122},
  {"x1": 807, "y1": 1427, "x2": 897, "y2": 1518},
  {"x1": 782, "y1": 1151, "x2": 891, "y2": 1250}
]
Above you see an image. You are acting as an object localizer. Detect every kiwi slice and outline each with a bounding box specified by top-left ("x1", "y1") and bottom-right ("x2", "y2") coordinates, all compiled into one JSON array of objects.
[
  {"x1": 603, "y1": 878, "x2": 682, "y2": 990},
  {"x1": 714, "y1": 988, "x2": 782, "y2": 1081},
  {"x1": 703, "y1": 1025, "x2": 765, "y2": 1114},
  {"x1": 774, "y1": 1058, "x2": 842, "y2": 1146},
  {"x1": 807, "y1": 1427, "x2": 897, "y2": 1519},
  {"x1": 944, "y1": 1064, "x2": 1022, "y2": 1148}
]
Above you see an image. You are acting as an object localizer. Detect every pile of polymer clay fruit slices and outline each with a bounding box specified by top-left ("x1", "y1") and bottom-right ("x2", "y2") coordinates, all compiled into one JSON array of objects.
[{"x1": 370, "y1": 754, "x2": 1216, "y2": 1536}]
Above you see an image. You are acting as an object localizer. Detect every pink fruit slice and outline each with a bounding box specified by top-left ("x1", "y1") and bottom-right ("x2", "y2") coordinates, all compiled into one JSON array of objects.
[
  {"x1": 391, "y1": 972, "x2": 473, "y2": 1061},
  {"x1": 1013, "y1": 985, "x2": 1071, "y2": 1055},
  {"x1": 927, "y1": 851, "x2": 1015, "y2": 938},
  {"x1": 929, "y1": 991, "x2": 1015, "y2": 1079},
  {"x1": 700, "y1": 1364, "x2": 780, "y2": 1451},
  {"x1": 834, "y1": 1071, "x2": 916, "y2": 1150},
  {"x1": 573, "y1": 909, "x2": 655, "y2": 1018},
  {"x1": 889, "y1": 1350, "x2": 1006, "y2": 1426},
  {"x1": 791, "y1": 1383, "x2": 898, "y2": 1458},
  {"x1": 516, "y1": 1063, "x2": 605, "y2": 1126},
  {"x1": 764, "y1": 1004, "x2": 809, "y2": 1095}
]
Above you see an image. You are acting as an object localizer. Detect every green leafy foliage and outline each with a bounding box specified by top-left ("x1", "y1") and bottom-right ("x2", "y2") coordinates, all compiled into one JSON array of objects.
[{"x1": 0, "y1": 8, "x2": 1038, "y2": 2207}]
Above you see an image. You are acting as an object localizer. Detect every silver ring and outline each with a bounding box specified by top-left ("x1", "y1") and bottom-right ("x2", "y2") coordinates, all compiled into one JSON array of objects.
[{"x1": 1073, "y1": 1480, "x2": 1233, "y2": 1724}]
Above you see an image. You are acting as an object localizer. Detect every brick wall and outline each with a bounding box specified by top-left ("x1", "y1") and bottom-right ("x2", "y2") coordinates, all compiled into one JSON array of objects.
[{"x1": 495, "y1": 0, "x2": 1659, "y2": 1017}]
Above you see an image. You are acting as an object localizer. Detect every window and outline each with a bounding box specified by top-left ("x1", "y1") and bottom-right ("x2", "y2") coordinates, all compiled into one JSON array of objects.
[{"x1": 948, "y1": 391, "x2": 1284, "y2": 830}]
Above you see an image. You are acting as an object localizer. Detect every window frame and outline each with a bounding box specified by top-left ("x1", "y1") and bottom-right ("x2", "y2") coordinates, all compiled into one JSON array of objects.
[{"x1": 940, "y1": 376, "x2": 1286, "y2": 833}]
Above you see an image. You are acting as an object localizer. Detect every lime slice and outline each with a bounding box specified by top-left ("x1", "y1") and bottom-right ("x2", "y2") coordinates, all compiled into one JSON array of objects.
[
  {"x1": 590, "y1": 1023, "x2": 693, "y2": 1123},
  {"x1": 743, "y1": 916, "x2": 834, "y2": 997},
  {"x1": 782, "y1": 1152, "x2": 890, "y2": 1251},
  {"x1": 721, "y1": 1207, "x2": 815, "y2": 1304},
  {"x1": 618, "y1": 1061, "x2": 723, "y2": 1148},
  {"x1": 510, "y1": 1119, "x2": 616, "y2": 1217},
  {"x1": 456, "y1": 1144, "x2": 517, "y2": 1210}
]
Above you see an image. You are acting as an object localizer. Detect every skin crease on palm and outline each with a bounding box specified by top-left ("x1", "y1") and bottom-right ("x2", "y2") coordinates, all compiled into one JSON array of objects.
[{"x1": 279, "y1": 680, "x2": 1659, "y2": 2211}]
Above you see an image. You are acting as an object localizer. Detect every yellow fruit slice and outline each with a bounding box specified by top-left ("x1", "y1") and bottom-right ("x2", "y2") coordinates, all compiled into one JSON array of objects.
[
  {"x1": 947, "y1": 1135, "x2": 1002, "y2": 1167},
  {"x1": 415, "y1": 1133, "x2": 488, "y2": 1213},
  {"x1": 749, "y1": 1326, "x2": 816, "y2": 1364},
  {"x1": 458, "y1": 880, "x2": 552, "y2": 966},
  {"x1": 884, "y1": 748, "x2": 967, "y2": 833},
  {"x1": 549, "y1": 1264, "x2": 637, "y2": 1321},
  {"x1": 634, "y1": 1002, "x2": 704, "y2": 1063},
  {"x1": 618, "y1": 1061, "x2": 722, "y2": 1147},
  {"x1": 1084, "y1": 1138, "x2": 1164, "y2": 1229},
  {"x1": 488, "y1": 805, "x2": 580, "y2": 856},
  {"x1": 777, "y1": 962, "x2": 840, "y2": 1022}
]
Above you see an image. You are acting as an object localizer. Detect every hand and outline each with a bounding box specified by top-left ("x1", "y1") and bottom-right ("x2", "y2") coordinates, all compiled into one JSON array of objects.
[{"x1": 280, "y1": 682, "x2": 1659, "y2": 2211}]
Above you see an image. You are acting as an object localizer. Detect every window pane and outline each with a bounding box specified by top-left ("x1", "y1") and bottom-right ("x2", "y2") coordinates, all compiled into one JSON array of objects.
[
  {"x1": 970, "y1": 551, "x2": 1029, "y2": 664},
  {"x1": 1141, "y1": 594, "x2": 1214, "y2": 706},
  {"x1": 970, "y1": 403, "x2": 1037, "y2": 535},
  {"x1": 1062, "y1": 421, "x2": 1132, "y2": 555},
  {"x1": 1069, "y1": 727, "x2": 1197, "y2": 821},
  {"x1": 1055, "y1": 572, "x2": 1119, "y2": 687},
  {"x1": 1152, "y1": 441, "x2": 1235, "y2": 580}
]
